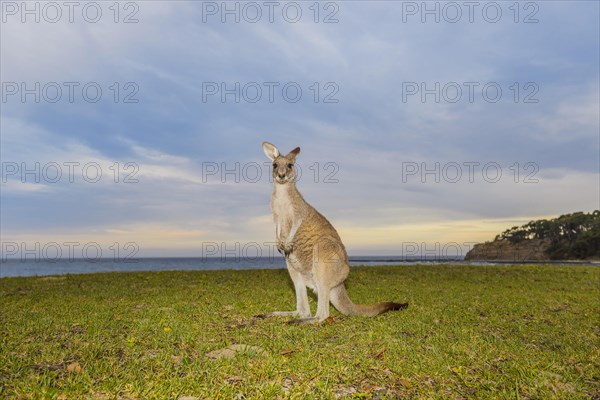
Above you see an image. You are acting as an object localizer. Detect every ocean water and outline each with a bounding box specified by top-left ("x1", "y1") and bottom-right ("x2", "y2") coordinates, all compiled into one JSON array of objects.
[{"x1": 0, "y1": 256, "x2": 466, "y2": 278}]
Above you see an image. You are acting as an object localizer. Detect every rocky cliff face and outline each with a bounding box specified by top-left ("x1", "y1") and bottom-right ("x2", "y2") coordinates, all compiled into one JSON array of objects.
[{"x1": 465, "y1": 238, "x2": 552, "y2": 261}]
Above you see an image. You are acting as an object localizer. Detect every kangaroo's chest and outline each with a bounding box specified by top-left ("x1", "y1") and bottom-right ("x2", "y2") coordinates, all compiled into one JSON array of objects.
[{"x1": 272, "y1": 187, "x2": 297, "y2": 237}]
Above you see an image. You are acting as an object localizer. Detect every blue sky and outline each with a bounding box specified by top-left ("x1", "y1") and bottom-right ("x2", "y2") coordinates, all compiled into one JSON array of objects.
[{"x1": 1, "y1": 1, "x2": 599, "y2": 258}]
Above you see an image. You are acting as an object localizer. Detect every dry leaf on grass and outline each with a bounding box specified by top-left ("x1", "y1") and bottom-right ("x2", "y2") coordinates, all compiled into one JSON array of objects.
[
  {"x1": 372, "y1": 347, "x2": 386, "y2": 358},
  {"x1": 66, "y1": 362, "x2": 82, "y2": 373},
  {"x1": 280, "y1": 348, "x2": 301, "y2": 356},
  {"x1": 396, "y1": 378, "x2": 412, "y2": 389}
]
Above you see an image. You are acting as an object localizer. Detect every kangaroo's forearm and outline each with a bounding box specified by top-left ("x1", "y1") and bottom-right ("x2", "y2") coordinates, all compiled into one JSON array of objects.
[
  {"x1": 276, "y1": 218, "x2": 302, "y2": 241},
  {"x1": 285, "y1": 218, "x2": 302, "y2": 243}
]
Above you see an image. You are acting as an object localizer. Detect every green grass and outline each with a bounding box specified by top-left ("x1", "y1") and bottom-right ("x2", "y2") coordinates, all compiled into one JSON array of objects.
[{"x1": 1, "y1": 264, "x2": 599, "y2": 399}]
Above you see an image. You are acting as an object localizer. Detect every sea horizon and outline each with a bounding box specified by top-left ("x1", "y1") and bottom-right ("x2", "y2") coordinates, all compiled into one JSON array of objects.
[{"x1": 1, "y1": 256, "x2": 597, "y2": 278}]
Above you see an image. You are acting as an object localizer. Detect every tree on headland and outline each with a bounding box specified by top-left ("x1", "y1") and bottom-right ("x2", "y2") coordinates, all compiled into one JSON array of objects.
[{"x1": 494, "y1": 211, "x2": 600, "y2": 259}]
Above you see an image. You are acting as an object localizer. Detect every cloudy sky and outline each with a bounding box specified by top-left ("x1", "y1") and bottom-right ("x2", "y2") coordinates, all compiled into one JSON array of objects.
[{"x1": 1, "y1": 1, "x2": 598, "y2": 258}]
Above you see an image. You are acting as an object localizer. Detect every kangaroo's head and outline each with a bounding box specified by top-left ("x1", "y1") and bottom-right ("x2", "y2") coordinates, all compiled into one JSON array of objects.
[{"x1": 262, "y1": 142, "x2": 300, "y2": 185}]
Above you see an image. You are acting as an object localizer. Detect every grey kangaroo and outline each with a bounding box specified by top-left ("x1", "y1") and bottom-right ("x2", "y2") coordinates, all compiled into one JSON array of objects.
[{"x1": 260, "y1": 142, "x2": 408, "y2": 324}]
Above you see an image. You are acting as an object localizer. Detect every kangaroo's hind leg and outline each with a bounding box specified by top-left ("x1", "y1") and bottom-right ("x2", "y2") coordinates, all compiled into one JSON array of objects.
[
  {"x1": 288, "y1": 281, "x2": 330, "y2": 324},
  {"x1": 288, "y1": 248, "x2": 347, "y2": 325},
  {"x1": 257, "y1": 256, "x2": 311, "y2": 319}
]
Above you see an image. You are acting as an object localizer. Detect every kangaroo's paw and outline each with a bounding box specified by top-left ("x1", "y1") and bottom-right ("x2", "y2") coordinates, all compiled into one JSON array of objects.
[{"x1": 276, "y1": 241, "x2": 294, "y2": 256}]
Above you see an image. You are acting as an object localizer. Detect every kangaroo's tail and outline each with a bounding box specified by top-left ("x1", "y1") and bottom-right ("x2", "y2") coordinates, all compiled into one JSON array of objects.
[{"x1": 330, "y1": 284, "x2": 408, "y2": 317}]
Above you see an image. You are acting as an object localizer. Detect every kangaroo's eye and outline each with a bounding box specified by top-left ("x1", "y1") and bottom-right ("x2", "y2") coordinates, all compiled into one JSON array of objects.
[
  {"x1": 287, "y1": 164, "x2": 293, "y2": 169},
  {"x1": 272, "y1": 163, "x2": 277, "y2": 169}
]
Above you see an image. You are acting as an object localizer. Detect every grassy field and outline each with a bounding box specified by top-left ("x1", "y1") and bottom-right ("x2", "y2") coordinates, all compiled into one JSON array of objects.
[{"x1": 0, "y1": 264, "x2": 598, "y2": 399}]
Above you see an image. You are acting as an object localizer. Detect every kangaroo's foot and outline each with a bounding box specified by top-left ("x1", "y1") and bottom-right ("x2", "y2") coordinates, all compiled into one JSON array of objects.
[
  {"x1": 255, "y1": 310, "x2": 304, "y2": 319},
  {"x1": 287, "y1": 316, "x2": 320, "y2": 325},
  {"x1": 287, "y1": 314, "x2": 333, "y2": 325}
]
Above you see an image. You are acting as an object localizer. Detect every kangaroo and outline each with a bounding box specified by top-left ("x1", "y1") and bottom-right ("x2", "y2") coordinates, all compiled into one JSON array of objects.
[{"x1": 260, "y1": 142, "x2": 408, "y2": 324}]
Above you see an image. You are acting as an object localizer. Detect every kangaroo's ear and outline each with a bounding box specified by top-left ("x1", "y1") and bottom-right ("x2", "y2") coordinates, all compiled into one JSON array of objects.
[
  {"x1": 262, "y1": 142, "x2": 280, "y2": 161},
  {"x1": 286, "y1": 147, "x2": 301, "y2": 161}
]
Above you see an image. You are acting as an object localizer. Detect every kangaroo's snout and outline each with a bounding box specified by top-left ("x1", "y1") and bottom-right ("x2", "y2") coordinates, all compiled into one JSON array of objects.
[{"x1": 273, "y1": 164, "x2": 291, "y2": 183}]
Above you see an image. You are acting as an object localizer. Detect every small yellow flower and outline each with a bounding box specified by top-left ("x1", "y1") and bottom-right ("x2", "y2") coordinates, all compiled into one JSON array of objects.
[{"x1": 163, "y1": 327, "x2": 172, "y2": 332}]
